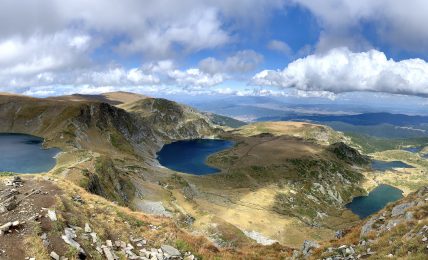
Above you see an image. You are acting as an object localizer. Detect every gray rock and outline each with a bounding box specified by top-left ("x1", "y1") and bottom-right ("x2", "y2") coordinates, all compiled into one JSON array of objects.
[
  {"x1": 102, "y1": 246, "x2": 115, "y2": 260},
  {"x1": 0, "y1": 222, "x2": 12, "y2": 235},
  {"x1": 360, "y1": 219, "x2": 375, "y2": 238},
  {"x1": 391, "y1": 202, "x2": 413, "y2": 217},
  {"x1": 405, "y1": 211, "x2": 414, "y2": 221},
  {"x1": 47, "y1": 210, "x2": 57, "y2": 221},
  {"x1": 61, "y1": 228, "x2": 85, "y2": 255},
  {"x1": 1, "y1": 189, "x2": 19, "y2": 200},
  {"x1": 2, "y1": 196, "x2": 18, "y2": 211},
  {"x1": 386, "y1": 219, "x2": 402, "y2": 230},
  {"x1": 84, "y1": 223, "x2": 91, "y2": 233},
  {"x1": 335, "y1": 230, "x2": 344, "y2": 239},
  {"x1": 106, "y1": 240, "x2": 113, "y2": 247},
  {"x1": 161, "y1": 245, "x2": 181, "y2": 257},
  {"x1": 50, "y1": 251, "x2": 60, "y2": 260},
  {"x1": 301, "y1": 240, "x2": 320, "y2": 256},
  {"x1": 90, "y1": 232, "x2": 98, "y2": 243}
]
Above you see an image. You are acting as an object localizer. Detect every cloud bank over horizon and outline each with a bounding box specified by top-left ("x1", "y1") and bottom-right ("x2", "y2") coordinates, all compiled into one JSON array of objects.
[
  {"x1": 1, "y1": 0, "x2": 428, "y2": 100},
  {"x1": 252, "y1": 48, "x2": 428, "y2": 97}
]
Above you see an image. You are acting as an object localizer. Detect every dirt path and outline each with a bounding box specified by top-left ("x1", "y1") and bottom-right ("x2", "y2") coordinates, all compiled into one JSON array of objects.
[{"x1": 0, "y1": 176, "x2": 62, "y2": 259}]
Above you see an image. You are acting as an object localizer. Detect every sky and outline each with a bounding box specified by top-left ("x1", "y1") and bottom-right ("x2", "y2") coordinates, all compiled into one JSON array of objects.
[{"x1": 1, "y1": 0, "x2": 428, "y2": 109}]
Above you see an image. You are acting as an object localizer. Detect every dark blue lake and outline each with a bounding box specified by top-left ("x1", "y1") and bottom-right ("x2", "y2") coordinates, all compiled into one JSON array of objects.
[
  {"x1": 0, "y1": 133, "x2": 60, "y2": 173},
  {"x1": 371, "y1": 160, "x2": 414, "y2": 171},
  {"x1": 346, "y1": 184, "x2": 403, "y2": 218},
  {"x1": 403, "y1": 146, "x2": 424, "y2": 153},
  {"x1": 157, "y1": 139, "x2": 234, "y2": 175}
]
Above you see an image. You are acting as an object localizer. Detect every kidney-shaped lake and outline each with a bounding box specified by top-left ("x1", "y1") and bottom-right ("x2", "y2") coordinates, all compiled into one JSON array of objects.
[
  {"x1": 157, "y1": 139, "x2": 234, "y2": 175},
  {"x1": 346, "y1": 184, "x2": 403, "y2": 218},
  {"x1": 0, "y1": 133, "x2": 60, "y2": 173}
]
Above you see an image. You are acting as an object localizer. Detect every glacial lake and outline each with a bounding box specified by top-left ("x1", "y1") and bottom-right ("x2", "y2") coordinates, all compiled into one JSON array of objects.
[
  {"x1": 0, "y1": 133, "x2": 60, "y2": 173},
  {"x1": 371, "y1": 160, "x2": 414, "y2": 171},
  {"x1": 346, "y1": 184, "x2": 403, "y2": 218},
  {"x1": 157, "y1": 139, "x2": 234, "y2": 175},
  {"x1": 403, "y1": 146, "x2": 425, "y2": 153}
]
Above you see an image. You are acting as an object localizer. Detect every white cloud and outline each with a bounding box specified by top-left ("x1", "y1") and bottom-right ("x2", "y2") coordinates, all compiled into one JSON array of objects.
[
  {"x1": 252, "y1": 48, "x2": 428, "y2": 97},
  {"x1": 0, "y1": 58, "x2": 226, "y2": 95},
  {"x1": 0, "y1": 31, "x2": 92, "y2": 75},
  {"x1": 0, "y1": 0, "x2": 284, "y2": 59},
  {"x1": 267, "y1": 40, "x2": 292, "y2": 55},
  {"x1": 291, "y1": 0, "x2": 428, "y2": 53},
  {"x1": 199, "y1": 50, "x2": 263, "y2": 75},
  {"x1": 168, "y1": 68, "x2": 225, "y2": 88}
]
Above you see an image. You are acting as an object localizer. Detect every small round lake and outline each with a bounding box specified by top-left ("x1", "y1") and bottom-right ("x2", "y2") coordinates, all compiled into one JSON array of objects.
[
  {"x1": 0, "y1": 133, "x2": 60, "y2": 173},
  {"x1": 403, "y1": 146, "x2": 425, "y2": 153},
  {"x1": 371, "y1": 160, "x2": 414, "y2": 171},
  {"x1": 157, "y1": 139, "x2": 234, "y2": 175},
  {"x1": 346, "y1": 184, "x2": 403, "y2": 218}
]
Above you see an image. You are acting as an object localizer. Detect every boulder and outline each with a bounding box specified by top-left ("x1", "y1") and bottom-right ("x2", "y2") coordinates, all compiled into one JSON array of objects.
[
  {"x1": 84, "y1": 223, "x2": 91, "y2": 233},
  {"x1": 0, "y1": 222, "x2": 12, "y2": 235},
  {"x1": 360, "y1": 219, "x2": 375, "y2": 238},
  {"x1": 391, "y1": 202, "x2": 413, "y2": 217},
  {"x1": 90, "y1": 232, "x2": 98, "y2": 243},
  {"x1": 301, "y1": 240, "x2": 320, "y2": 256},
  {"x1": 161, "y1": 245, "x2": 181, "y2": 257},
  {"x1": 47, "y1": 210, "x2": 57, "y2": 221},
  {"x1": 102, "y1": 245, "x2": 116, "y2": 260},
  {"x1": 50, "y1": 251, "x2": 60, "y2": 260},
  {"x1": 2, "y1": 196, "x2": 18, "y2": 211},
  {"x1": 61, "y1": 228, "x2": 85, "y2": 255},
  {"x1": 1, "y1": 189, "x2": 19, "y2": 201}
]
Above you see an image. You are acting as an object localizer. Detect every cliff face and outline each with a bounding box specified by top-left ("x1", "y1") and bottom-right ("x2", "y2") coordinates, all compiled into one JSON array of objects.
[{"x1": 120, "y1": 97, "x2": 222, "y2": 143}]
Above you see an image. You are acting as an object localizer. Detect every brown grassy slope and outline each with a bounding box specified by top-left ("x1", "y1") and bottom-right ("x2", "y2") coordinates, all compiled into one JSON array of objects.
[
  {"x1": 234, "y1": 121, "x2": 346, "y2": 145},
  {"x1": 52, "y1": 91, "x2": 149, "y2": 105},
  {"x1": 0, "y1": 175, "x2": 293, "y2": 260}
]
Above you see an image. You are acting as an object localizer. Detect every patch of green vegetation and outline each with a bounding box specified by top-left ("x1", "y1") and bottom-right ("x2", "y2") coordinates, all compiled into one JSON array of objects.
[
  {"x1": 110, "y1": 130, "x2": 134, "y2": 154},
  {"x1": 347, "y1": 133, "x2": 428, "y2": 153},
  {"x1": 0, "y1": 171, "x2": 15, "y2": 176},
  {"x1": 116, "y1": 210, "x2": 147, "y2": 227},
  {"x1": 175, "y1": 239, "x2": 192, "y2": 252},
  {"x1": 89, "y1": 156, "x2": 136, "y2": 206},
  {"x1": 206, "y1": 113, "x2": 247, "y2": 128}
]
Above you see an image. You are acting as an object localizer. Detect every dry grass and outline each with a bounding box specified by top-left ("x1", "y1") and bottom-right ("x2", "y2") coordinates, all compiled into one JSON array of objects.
[
  {"x1": 23, "y1": 221, "x2": 50, "y2": 260},
  {"x1": 51, "y1": 178, "x2": 293, "y2": 259}
]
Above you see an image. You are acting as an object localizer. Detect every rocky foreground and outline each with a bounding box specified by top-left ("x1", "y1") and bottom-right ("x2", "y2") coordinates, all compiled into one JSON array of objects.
[
  {"x1": 0, "y1": 176, "x2": 197, "y2": 260},
  {"x1": 308, "y1": 186, "x2": 428, "y2": 259},
  {"x1": 0, "y1": 175, "x2": 292, "y2": 259}
]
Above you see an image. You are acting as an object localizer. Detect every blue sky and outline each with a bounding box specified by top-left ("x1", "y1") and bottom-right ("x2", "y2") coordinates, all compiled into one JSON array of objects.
[{"x1": 1, "y1": 0, "x2": 428, "y2": 109}]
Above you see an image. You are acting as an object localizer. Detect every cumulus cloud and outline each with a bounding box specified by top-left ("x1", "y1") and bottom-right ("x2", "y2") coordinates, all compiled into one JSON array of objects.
[
  {"x1": 168, "y1": 69, "x2": 225, "y2": 88},
  {"x1": 0, "y1": 57, "x2": 226, "y2": 95},
  {"x1": 0, "y1": 0, "x2": 284, "y2": 58},
  {"x1": 199, "y1": 50, "x2": 263, "y2": 75},
  {"x1": 252, "y1": 48, "x2": 428, "y2": 97},
  {"x1": 291, "y1": 0, "x2": 428, "y2": 53},
  {"x1": 0, "y1": 31, "x2": 92, "y2": 75},
  {"x1": 0, "y1": 0, "x2": 282, "y2": 96}
]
